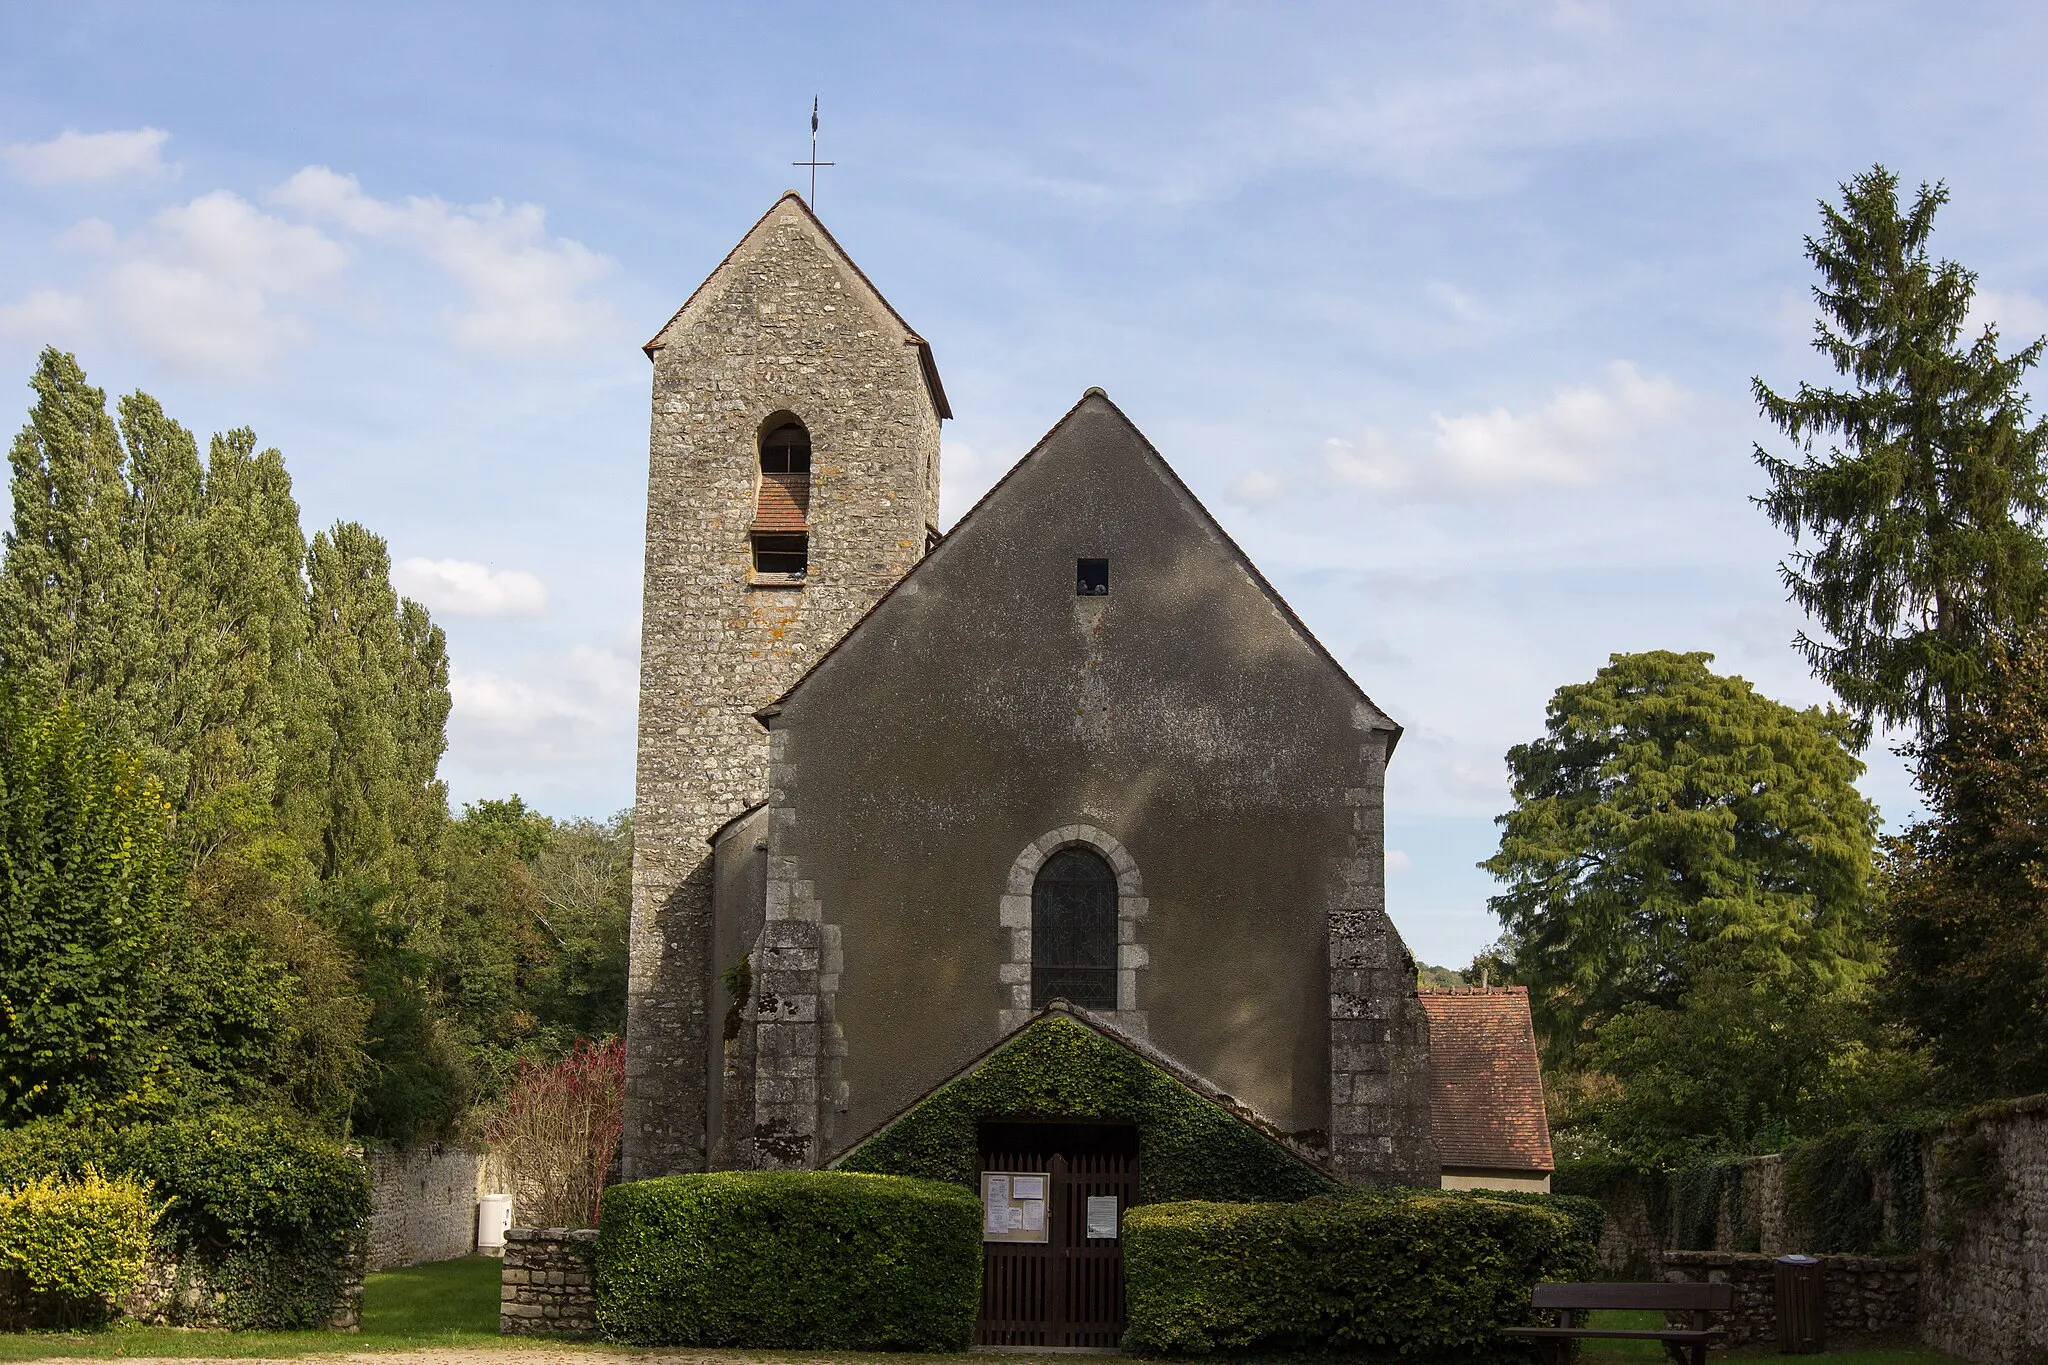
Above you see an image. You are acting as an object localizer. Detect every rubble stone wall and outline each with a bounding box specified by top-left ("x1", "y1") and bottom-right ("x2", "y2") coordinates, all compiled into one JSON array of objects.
[
  {"x1": 499, "y1": 1227, "x2": 598, "y2": 1337},
  {"x1": 1660, "y1": 1250, "x2": 1917, "y2": 1349}
]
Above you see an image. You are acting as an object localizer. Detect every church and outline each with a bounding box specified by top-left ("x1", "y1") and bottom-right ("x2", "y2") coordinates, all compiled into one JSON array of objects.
[{"x1": 621, "y1": 194, "x2": 1551, "y2": 1331}]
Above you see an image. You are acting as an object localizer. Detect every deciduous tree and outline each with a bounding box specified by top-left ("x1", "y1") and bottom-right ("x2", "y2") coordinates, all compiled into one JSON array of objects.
[{"x1": 1484, "y1": 651, "x2": 1879, "y2": 1065}]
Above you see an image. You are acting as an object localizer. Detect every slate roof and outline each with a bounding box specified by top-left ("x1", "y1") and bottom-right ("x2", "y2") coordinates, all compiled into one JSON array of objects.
[{"x1": 1417, "y1": 987, "x2": 1554, "y2": 1174}]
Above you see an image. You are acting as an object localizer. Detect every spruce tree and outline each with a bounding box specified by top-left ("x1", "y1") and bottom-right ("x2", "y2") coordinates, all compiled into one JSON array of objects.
[{"x1": 1754, "y1": 167, "x2": 2048, "y2": 749}]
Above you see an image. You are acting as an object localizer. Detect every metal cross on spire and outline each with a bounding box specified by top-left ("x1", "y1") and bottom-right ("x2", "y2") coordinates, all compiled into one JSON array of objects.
[{"x1": 793, "y1": 97, "x2": 834, "y2": 208}]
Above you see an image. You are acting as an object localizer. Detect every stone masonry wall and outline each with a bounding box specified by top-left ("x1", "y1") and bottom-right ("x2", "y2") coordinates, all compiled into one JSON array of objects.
[
  {"x1": 1661, "y1": 1251, "x2": 1918, "y2": 1349},
  {"x1": 499, "y1": 1228, "x2": 598, "y2": 1337},
  {"x1": 625, "y1": 192, "x2": 943, "y2": 1179},
  {"x1": 1327, "y1": 730, "x2": 1439, "y2": 1186},
  {"x1": 365, "y1": 1144, "x2": 486, "y2": 1271},
  {"x1": 1571, "y1": 1096, "x2": 2048, "y2": 1364},
  {"x1": 1919, "y1": 1094, "x2": 2048, "y2": 1365}
]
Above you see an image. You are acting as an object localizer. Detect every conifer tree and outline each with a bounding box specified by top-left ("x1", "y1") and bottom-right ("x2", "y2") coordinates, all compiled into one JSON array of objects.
[{"x1": 1754, "y1": 167, "x2": 2048, "y2": 749}]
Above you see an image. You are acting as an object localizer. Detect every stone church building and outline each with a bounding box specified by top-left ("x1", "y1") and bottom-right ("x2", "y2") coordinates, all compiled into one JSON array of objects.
[{"x1": 622, "y1": 194, "x2": 1551, "y2": 1246}]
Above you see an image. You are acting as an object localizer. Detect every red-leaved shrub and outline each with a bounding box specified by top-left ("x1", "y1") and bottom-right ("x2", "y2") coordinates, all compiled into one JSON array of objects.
[{"x1": 486, "y1": 1038, "x2": 625, "y2": 1228}]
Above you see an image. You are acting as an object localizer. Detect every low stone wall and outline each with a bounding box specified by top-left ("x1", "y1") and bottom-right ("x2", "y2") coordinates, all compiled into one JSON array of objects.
[
  {"x1": 1661, "y1": 1250, "x2": 1917, "y2": 1349},
  {"x1": 366, "y1": 1144, "x2": 490, "y2": 1271},
  {"x1": 122, "y1": 1251, "x2": 363, "y2": 1330},
  {"x1": 499, "y1": 1227, "x2": 597, "y2": 1337}
]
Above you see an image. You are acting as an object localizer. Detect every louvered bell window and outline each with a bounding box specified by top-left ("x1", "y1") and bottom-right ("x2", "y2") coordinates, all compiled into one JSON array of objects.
[{"x1": 752, "y1": 420, "x2": 811, "y2": 581}]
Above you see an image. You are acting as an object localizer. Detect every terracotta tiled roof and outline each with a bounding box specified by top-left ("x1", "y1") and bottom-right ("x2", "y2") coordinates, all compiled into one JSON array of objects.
[
  {"x1": 751, "y1": 473, "x2": 810, "y2": 532},
  {"x1": 1418, "y1": 986, "x2": 1554, "y2": 1174}
]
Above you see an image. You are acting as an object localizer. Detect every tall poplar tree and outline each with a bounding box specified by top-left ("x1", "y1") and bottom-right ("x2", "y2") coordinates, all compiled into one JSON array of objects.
[
  {"x1": 293, "y1": 522, "x2": 450, "y2": 887},
  {"x1": 1754, "y1": 167, "x2": 2048, "y2": 749},
  {"x1": 119, "y1": 391, "x2": 206, "y2": 805},
  {"x1": 0, "y1": 350, "x2": 151, "y2": 750}
]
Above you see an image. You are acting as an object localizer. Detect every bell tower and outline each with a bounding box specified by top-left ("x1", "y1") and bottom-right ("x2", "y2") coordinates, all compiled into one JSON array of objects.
[{"x1": 624, "y1": 194, "x2": 949, "y2": 1178}]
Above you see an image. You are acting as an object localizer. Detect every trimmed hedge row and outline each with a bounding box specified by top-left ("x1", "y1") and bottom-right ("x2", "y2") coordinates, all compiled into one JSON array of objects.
[
  {"x1": 840, "y1": 1015, "x2": 1336, "y2": 1204},
  {"x1": 1122, "y1": 1191, "x2": 1591, "y2": 1357},
  {"x1": 0, "y1": 1110, "x2": 369, "y2": 1329},
  {"x1": 596, "y1": 1171, "x2": 980, "y2": 1349},
  {"x1": 0, "y1": 1170, "x2": 163, "y2": 1329}
]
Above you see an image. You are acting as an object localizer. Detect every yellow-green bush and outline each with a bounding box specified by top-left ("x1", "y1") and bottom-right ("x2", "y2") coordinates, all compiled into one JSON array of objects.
[{"x1": 0, "y1": 1170, "x2": 163, "y2": 1329}]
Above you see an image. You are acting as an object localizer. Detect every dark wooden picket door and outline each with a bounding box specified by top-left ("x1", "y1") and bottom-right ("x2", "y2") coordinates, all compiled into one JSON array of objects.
[{"x1": 978, "y1": 1122, "x2": 1138, "y2": 1348}]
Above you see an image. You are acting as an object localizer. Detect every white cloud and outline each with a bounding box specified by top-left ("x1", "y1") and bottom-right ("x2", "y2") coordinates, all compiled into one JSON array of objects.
[
  {"x1": 5, "y1": 127, "x2": 171, "y2": 185},
  {"x1": 0, "y1": 289, "x2": 92, "y2": 345},
  {"x1": 1387, "y1": 849, "x2": 1414, "y2": 874},
  {"x1": 1325, "y1": 362, "x2": 1688, "y2": 499},
  {"x1": 395, "y1": 557, "x2": 549, "y2": 617},
  {"x1": 1969, "y1": 289, "x2": 2048, "y2": 345},
  {"x1": 938, "y1": 437, "x2": 1012, "y2": 526},
  {"x1": 273, "y1": 166, "x2": 615, "y2": 351},
  {"x1": 1225, "y1": 467, "x2": 1284, "y2": 505},
  {"x1": 1, "y1": 191, "x2": 349, "y2": 371},
  {"x1": 448, "y1": 645, "x2": 636, "y2": 767}
]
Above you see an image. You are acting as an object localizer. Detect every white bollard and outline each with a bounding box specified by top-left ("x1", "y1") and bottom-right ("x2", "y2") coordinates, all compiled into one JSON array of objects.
[{"x1": 477, "y1": 1193, "x2": 513, "y2": 1256}]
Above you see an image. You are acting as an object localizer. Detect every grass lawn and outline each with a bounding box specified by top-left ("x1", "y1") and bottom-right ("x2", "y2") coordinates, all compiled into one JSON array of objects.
[
  {"x1": 0, "y1": 1256, "x2": 559, "y2": 1360},
  {"x1": 0, "y1": 1264, "x2": 1968, "y2": 1362},
  {"x1": 1576, "y1": 1309, "x2": 1959, "y2": 1364}
]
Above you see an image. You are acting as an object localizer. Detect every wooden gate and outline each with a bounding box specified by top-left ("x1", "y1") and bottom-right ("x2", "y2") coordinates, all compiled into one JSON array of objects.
[{"x1": 978, "y1": 1123, "x2": 1138, "y2": 1348}]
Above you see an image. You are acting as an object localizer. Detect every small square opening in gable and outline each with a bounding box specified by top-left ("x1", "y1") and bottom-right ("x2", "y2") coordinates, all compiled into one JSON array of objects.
[{"x1": 1076, "y1": 558, "x2": 1110, "y2": 596}]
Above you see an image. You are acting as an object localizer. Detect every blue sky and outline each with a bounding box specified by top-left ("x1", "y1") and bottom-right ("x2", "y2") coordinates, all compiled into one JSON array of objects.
[{"x1": 4, "y1": 2, "x2": 2046, "y2": 968}]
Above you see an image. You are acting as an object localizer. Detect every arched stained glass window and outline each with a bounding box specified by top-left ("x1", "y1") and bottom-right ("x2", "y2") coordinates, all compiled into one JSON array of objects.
[{"x1": 1032, "y1": 846, "x2": 1118, "y2": 1009}]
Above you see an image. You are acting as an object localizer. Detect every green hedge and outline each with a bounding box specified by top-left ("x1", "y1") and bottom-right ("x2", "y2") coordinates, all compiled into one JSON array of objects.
[
  {"x1": 0, "y1": 1170, "x2": 163, "y2": 1329},
  {"x1": 597, "y1": 1171, "x2": 980, "y2": 1349},
  {"x1": 840, "y1": 1014, "x2": 1336, "y2": 1204},
  {"x1": 1123, "y1": 1191, "x2": 1587, "y2": 1357},
  {"x1": 0, "y1": 1110, "x2": 369, "y2": 1329}
]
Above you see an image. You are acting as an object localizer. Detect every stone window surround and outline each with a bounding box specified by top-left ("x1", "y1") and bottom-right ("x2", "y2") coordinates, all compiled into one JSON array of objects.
[{"x1": 999, "y1": 824, "x2": 1147, "y2": 1038}]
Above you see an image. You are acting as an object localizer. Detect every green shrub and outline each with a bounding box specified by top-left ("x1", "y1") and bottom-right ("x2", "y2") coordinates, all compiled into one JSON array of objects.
[
  {"x1": 840, "y1": 1014, "x2": 1336, "y2": 1203},
  {"x1": 0, "y1": 1169, "x2": 163, "y2": 1329},
  {"x1": 596, "y1": 1171, "x2": 980, "y2": 1349},
  {"x1": 0, "y1": 1110, "x2": 368, "y2": 1329},
  {"x1": 1122, "y1": 1191, "x2": 1583, "y2": 1357}
]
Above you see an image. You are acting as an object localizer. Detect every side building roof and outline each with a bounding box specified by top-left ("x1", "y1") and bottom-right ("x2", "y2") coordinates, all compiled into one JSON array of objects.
[{"x1": 1416, "y1": 986, "x2": 1555, "y2": 1174}]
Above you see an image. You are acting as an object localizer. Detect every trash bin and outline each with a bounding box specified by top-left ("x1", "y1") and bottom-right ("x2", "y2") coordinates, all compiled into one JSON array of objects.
[
  {"x1": 477, "y1": 1193, "x2": 513, "y2": 1256},
  {"x1": 1775, "y1": 1254, "x2": 1825, "y2": 1354}
]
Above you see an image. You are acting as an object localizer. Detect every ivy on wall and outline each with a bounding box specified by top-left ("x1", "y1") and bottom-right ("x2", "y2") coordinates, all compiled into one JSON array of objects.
[{"x1": 837, "y1": 1014, "x2": 1338, "y2": 1204}]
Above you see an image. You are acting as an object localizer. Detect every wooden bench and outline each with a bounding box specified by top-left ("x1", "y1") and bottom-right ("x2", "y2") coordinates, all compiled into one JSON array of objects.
[{"x1": 1504, "y1": 1281, "x2": 1734, "y2": 1365}]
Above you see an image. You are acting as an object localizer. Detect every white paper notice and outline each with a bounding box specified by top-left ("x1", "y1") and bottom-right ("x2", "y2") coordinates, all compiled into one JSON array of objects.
[
  {"x1": 1086, "y1": 1196, "x2": 1119, "y2": 1239},
  {"x1": 1018, "y1": 1199, "x2": 1045, "y2": 1232},
  {"x1": 983, "y1": 1175, "x2": 1009, "y2": 1236},
  {"x1": 1011, "y1": 1175, "x2": 1045, "y2": 1199}
]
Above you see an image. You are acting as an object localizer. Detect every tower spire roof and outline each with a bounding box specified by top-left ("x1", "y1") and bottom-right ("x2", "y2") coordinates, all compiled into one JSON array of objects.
[{"x1": 643, "y1": 192, "x2": 950, "y2": 419}]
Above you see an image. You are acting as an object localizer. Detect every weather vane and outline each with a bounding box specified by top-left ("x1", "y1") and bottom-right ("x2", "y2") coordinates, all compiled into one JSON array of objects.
[{"x1": 793, "y1": 97, "x2": 834, "y2": 208}]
